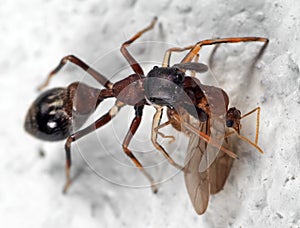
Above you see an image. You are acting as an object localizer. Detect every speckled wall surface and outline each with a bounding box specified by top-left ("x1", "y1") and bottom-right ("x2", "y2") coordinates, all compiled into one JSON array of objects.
[{"x1": 1, "y1": 0, "x2": 299, "y2": 227}]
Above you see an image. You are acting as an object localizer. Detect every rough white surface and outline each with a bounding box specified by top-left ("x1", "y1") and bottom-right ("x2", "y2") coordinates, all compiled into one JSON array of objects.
[{"x1": 1, "y1": 0, "x2": 299, "y2": 227}]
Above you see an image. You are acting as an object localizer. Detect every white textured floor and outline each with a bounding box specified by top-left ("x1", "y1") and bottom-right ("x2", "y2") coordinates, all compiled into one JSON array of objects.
[{"x1": 1, "y1": 0, "x2": 299, "y2": 227}]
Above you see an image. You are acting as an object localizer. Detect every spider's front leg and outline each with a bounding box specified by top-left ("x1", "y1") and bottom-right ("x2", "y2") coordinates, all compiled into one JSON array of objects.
[{"x1": 181, "y1": 37, "x2": 268, "y2": 63}]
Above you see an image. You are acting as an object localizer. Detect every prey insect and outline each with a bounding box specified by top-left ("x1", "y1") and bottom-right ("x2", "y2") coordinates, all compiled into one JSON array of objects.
[
  {"x1": 156, "y1": 79, "x2": 264, "y2": 214},
  {"x1": 24, "y1": 17, "x2": 268, "y2": 214}
]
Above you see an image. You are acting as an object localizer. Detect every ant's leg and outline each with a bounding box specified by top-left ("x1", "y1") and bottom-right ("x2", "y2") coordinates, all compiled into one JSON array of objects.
[
  {"x1": 181, "y1": 37, "x2": 269, "y2": 63},
  {"x1": 122, "y1": 106, "x2": 158, "y2": 193},
  {"x1": 162, "y1": 45, "x2": 194, "y2": 67},
  {"x1": 151, "y1": 106, "x2": 183, "y2": 170},
  {"x1": 63, "y1": 101, "x2": 125, "y2": 193},
  {"x1": 121, "y1": 17, "x2": 158, "y2": 75},
  {"x1": 38, "y1": 55, "x2": 113, "y2": 90}
]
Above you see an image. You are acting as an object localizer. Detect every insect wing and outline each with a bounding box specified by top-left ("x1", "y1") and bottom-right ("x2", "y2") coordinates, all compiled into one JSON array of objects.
[
  {"x1": 208, "y1": 145, "x2": 233, "y2": 194},
  {"x1": 207, "y1": 126, "x2": 233, "y2": 194},
  {"x1": 198, "y1": 118, "x2": 226, "y2": 173},
  {"x1": 184, "y1": 121, "x2": 210, "y2": 215},
  {"x1": 197, "y1": 82, "x2": 230, "y2": 173},
  {"x1": 197, "y1": 115, "x2": 234, "y2": 194},
  {"x1": 184, "y1": 116, "x2": 234, "y2": 214}
]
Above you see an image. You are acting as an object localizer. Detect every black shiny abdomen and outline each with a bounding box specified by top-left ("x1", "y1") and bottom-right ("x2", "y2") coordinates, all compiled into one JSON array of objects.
[{"x1": 24, "y1": 88, "x2": 72, "y2": 141}]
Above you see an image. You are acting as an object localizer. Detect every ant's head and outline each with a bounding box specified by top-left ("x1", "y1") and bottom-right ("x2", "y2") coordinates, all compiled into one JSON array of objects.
[
  {"x1": 226, "y1": 107, "x2": 241, "y2": 133},
  {"x1": 144, "y1": 66, "x2": 185, "y2": 107},
  {"x1": 24, "y1": 88, "x2": 72, "y2": 141}
]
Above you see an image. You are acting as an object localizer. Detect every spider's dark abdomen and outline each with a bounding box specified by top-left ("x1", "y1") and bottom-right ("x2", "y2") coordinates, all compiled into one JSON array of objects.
[{"x1": 24, "y1": 88, "x2": 72, "y2": 141}]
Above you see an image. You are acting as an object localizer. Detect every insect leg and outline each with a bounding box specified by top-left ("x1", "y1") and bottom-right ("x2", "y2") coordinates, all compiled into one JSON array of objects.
[
  {"x1": 235, "y1": 133, "x2": 264, "y2": 154},
  {"x1": 121, "y1": 17, "x2": 158, "y2": 75},
  {"x1": 181, "y1": 37, "x2": 269, "y2": 63},
  {"x1": 241, "y1": 107, "x2": 260, "y2": 144},
  {"x1": 38, "y1": 55, "x2": 113, "y2": 90},
  {"x1": 151, "y1": 106, "x2": 183, "y2": 170},
  {"x1": 235, "y1": 107, "x2": 264, "y2": 153},
  {"x1": 63, "y1": 101, "x2": 125, "y2": 193},
  {"x1": 122, "y1": 105, "x2": 158, "y2": 193},
  {"x1": 222, "y1": 130, "x2": 264, "y2": 154},
  {"x1": 220, "y1": 129, "x2": 264, "y2": 154}
]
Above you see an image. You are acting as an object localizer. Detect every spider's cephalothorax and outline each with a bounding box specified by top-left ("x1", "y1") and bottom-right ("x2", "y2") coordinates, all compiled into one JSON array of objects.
[{"x1": 144, "y1": 66, "x2": 185, "y2": 107}]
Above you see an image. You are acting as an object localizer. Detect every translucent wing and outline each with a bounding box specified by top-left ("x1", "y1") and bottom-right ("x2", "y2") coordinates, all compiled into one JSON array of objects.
[
  {"x1": 184, "y1": 116, "x2": 234, "y2": 214},
  {"x1": 184, "y1": 121, "x2": 210, "y2": 215},
  {"x1": 199, "y1": 82, "x2": 234, "y2": 193},
  {"x1": 208, "y1": 132, "x2": 233, "y2": 194},
  {"x1": 197, "y1": 83, "x2": 231, "y2": 173},
  {"x1": 178, "y1": 76, "x2": 235, "y2": 214},
  {"x1": 198, "y1": 118, "x2": 228, "y2": 172}
]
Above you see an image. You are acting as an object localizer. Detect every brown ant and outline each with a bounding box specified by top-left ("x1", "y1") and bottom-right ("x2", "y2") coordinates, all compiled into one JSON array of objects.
[{"x1": 24, "y1": 17, "x2": 268, "y2": 214}]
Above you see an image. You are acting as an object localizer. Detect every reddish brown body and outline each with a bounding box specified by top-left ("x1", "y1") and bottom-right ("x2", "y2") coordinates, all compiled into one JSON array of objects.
[{"x1": 24, "y1": 17, "x2": 268, "y2": 214}]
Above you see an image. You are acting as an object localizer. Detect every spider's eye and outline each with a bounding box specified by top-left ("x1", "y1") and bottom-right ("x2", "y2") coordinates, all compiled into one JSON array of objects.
[
  {"x1": 172, "y1": 71, "x2": 184, "y2": 84},
  {"x1": 176, "y1": 72, "x2": 184, "y2": 81},
  {"x1": 153, "y1": 66, "x2": 159, "y2": 69}
]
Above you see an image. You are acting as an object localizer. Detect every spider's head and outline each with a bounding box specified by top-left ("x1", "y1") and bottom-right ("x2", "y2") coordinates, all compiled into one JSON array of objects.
[
  {"x1": 144, "y1": 66, "x2": 185, "y2": 107},
  {"x1": 226, "y1": 107, "x2": 241, "y2": 133}
]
